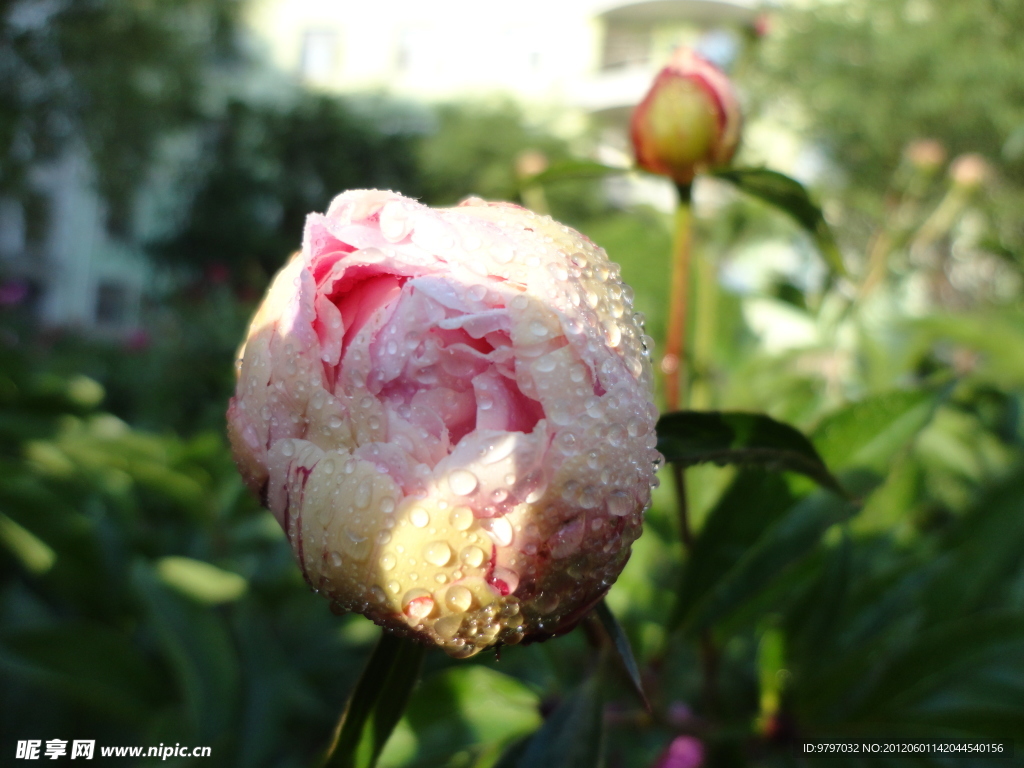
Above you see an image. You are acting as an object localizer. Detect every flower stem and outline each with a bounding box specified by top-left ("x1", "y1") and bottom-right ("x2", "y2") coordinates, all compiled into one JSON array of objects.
[{"x1": 661, "y1": 183, "x2": 694, "y2": 412}]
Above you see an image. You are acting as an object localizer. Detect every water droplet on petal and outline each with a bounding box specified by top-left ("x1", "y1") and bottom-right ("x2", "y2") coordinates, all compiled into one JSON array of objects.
[
  {"x1": 608, "y1": 490, "x2": 633, "y2": 517},
  {"x1": 423, "y1": 541, "x2": 452, "y2": 567},
  {"x1": 402, "y1": 589, "x2": 434, "y2": 619},
  {"x1": 449, "y1": 506, "x2": 474, "y2": 531},
  {"x1": 281, "y1": 440, "x2": 295, "y2": 457},
  {"x1": 410, "y1": 507, "x2": 430, "y2": 528},
  {"x1": 380, "y1": 553, "x2": 397, "y2": 571},
  {"x1": 354, "y1": 479, "x2": 372, "y2": 509},
  {"x1": 460, "y1": 545, "x2": 486, "y2": 568},
  {"x1": 328, "y1": 551, "x2": 343, "y2": 568},
  {"x1": 445, "y1": 584, "x2": 473, "y2": 612},
  {"x1": 483, "y1": 516, "x2": 513, "y2": 547},
  {"x1": 491, "y1": 566, "x2": 519, "y2": 596},
  {"x1": 448, "y1": 469, "x2": 478, "y2": 496}
]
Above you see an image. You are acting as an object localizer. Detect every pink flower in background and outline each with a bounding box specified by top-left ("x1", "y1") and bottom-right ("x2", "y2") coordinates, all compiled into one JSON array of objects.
[
  {"x1": 653, "y1": 736, "x2": 705, "y2": 768},
  {"x1": 227, "y1": 190, "x2": 661, "y2": 656},
  {"x1": 0, "y1": 279, "x2": 29, "y2": 307},
  {"x1": 631, "y1": 48, "x2": 742, "y2": 185}
]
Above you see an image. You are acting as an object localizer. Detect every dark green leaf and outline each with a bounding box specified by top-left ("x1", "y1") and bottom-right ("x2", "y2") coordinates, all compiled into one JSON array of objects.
[
  {"x1": 670, "y1": 471, "x2": 795, "y2": 632},
  {"x1": 323, "y1": 631, "x2": 427, "y2": 768},
  {"x1": 131, "y1": 560, "x2": 240, "y2": 742},
  {"x1": 924, "y1": 466, "x2": 1024, "y2": 620},
  {"x1": 678, "y1": 488, "x2": 857, "y2": 633},
  {"x1": 512, "y1": 673, "x2": 605, "y2": 768},
  {"x1": 712, "y1": 167, "x2": 846, "y2": 276},
  {"x1": 0, "y1": 622, "x2": 164, "y2": 725},
  {"x1": 811, "y1": 390, "x2": 937, "y2": 474},
  {"x1": 594, "y1": 600, "x2": 649, "y2": 711},
  {"x1": 657, "y1": 410, "x2": 842, "y2": 493},
  {"x1": 520, "y1": 159, "x2": 629, "y2": 189}
]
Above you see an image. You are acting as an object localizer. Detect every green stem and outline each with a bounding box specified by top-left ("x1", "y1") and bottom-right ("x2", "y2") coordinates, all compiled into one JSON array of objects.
[
  {"x1": 321, "y1": 632, "x2": 426, "y2": 768},
  {"x1": 661, "y1": 183, "x2": 693, "y2": 413}
]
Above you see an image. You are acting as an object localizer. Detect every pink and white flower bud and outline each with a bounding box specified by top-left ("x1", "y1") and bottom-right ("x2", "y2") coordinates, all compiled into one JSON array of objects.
[
  {"x1": 630, "y1": 48, "x2": 741, "y2": 185},
  {"x1": 227, "y1": 190, "x2": 661, "y2": 657}
]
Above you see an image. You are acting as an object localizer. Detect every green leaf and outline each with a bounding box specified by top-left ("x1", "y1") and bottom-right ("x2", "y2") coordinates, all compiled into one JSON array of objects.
[
  {"x1": 712, "y1": 167, "x2": 846, "y2": 276},
  {"x1": 511, "y1": 672, "x2": 605, "y2": 768},
  {"x1": 323, "y1": 631, "x2": 427, "y2": 768},
  {"x1": 131, "y1": 560, "x2": 240, "y2": 742},
  {"x1": 0, "y1": 512, "x2": 56, "y2": 574},
  {"x1": 914, "y1": 312, "x2": 1024, "y2": 387},
  {"x1": 380, "y1": 666, "x2": 542, "y2": 768},
  {"x1": 520, "y1": 159, "x2": 629, "y2": 189},
  {"x1": 156, "y1": 556, "x2": 248, "y2": 604},
  {"x1": 594, "y1": 600, "x2": 649, "y2": 711},
  {"x1": 670, "y1": 471, "x2": 795, "y2": 633},
  {"x1": 0, "y1": 622, "x2": 164, "y2": 725},
  {"x1": 811, "y1": 390, "x2": 937, "y2": 474},
  {"x1": 678, "y1": 488, "x2": 857, "y2": 633},
  {"x1": 657, "y1": 410, "x2": 842, "y2": 493}
]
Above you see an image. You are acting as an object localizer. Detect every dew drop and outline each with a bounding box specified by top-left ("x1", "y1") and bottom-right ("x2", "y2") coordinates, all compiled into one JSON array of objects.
[
  {"x1": 449, "y1": 506, "x2": 474, "y2": 531},
  {"x1": 491, "y1": 566, "x2": 519, "y2": 595},
  {"x1": 435, "y1": 613, "x2": 462, "y2": 639},
  {"x1": 448, "y1": 469, "x2": 478, "y2": 496},
  {"x1": 354, "y1": 479, "x2": 372, "y2": 509},
  {"x1": 445, "y1": 584, "x2": 473, "y2": 613},
  {"x1": 410, "y1": 507, "x2": 430, "y2": 528},
  {"x1": 281, "y1": 440, "x2": 295, "y2": 457},
  {"x1": 380, "y1": 553, "x2": 397, "y2": 571},
  {"x1": 608, "y1": 490, "x2": 632, "y2": 517},
  {"x1": 534, "y1": 355, "x2": 557, "y2": 373},
  {"x1": 492, "y1": 243, "x2": 515, "y2": 264},
  {"x1": 328, "y1": 551, "x2": 343, "y2": 568},
  {"x1": 483, "y1": 516, "x2": 514, "y2": 547},
  {"x1": 402, "y1": 590, "x2": 434, "y2": 619},
  {"x1": 424, "y1": 541, "x2": 452, "y2": 567},
  {"x1": 460, "y1": 545, "x2": 486, "y2": 568}
]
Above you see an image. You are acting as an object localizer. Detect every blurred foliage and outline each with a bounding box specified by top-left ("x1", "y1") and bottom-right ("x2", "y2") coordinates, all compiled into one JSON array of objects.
[
  {"x1": 157, "y1": 95, "x2": 422, "y2": 284},
  {"x1": 416, "y1": 101, "x2": 605, "y2": 224},
  {"x1": 755, "y1": 0, "x2": 1024, "y2": 190}
]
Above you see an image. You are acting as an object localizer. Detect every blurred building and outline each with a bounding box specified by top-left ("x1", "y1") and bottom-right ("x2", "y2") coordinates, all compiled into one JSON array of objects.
[
  {"x1": 0, "y1": 148, "x2": 148, "y2": 334},
  {"x1": 245, "y1": 0, "x2": 760, "y2": 208},
  {"x1": 5, "y1": 0, "x2": 762, "y2": 334}
]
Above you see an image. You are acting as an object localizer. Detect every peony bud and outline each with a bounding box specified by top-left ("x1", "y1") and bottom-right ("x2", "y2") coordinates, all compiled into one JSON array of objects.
[
  {"x1": 228, "y1": 190, "x2": 661, "y2": 657},
  {"x1": 904, "y1": 139, "x2": 947, "y2": 174},
  {"x1": 630, "y1": 48, "x2": 741, "y2": 185},
  {"x1": 949, "y1": 152, "x2": 990, "y2": 190}
]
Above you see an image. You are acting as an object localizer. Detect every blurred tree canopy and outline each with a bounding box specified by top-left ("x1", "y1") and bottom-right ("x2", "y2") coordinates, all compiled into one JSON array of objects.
[
  {"x1": 757, "y1": 0, "x2": 1024, "y2": 189},
  {"x1": 157, "y1": 95, "x2": 422, "y2": 282},
  {"x1": 0, "y1": 0, "x2": 241, "y2": 226},
  {"x1": 416, "y1": 101, "x2": 603, "y2": 225}
]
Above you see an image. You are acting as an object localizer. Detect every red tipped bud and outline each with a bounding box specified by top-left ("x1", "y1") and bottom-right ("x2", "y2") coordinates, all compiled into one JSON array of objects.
[{"x1": 630, "y1": 48, "x2": 741, "y2": 185}]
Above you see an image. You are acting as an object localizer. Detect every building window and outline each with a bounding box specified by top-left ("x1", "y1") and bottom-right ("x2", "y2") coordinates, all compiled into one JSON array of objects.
[
  {"x1": 95, "y1": 280, "x2": 130, "y2": 327},
  {"x1": 300, "y1": 29, "x2": 338, "y2": 82},
  {"x1": 601, "y1": 23, "x2": 651, "y2": 70},
  {"x1": 0, "y1": 198, "x2": 25, "y2": 259}
]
